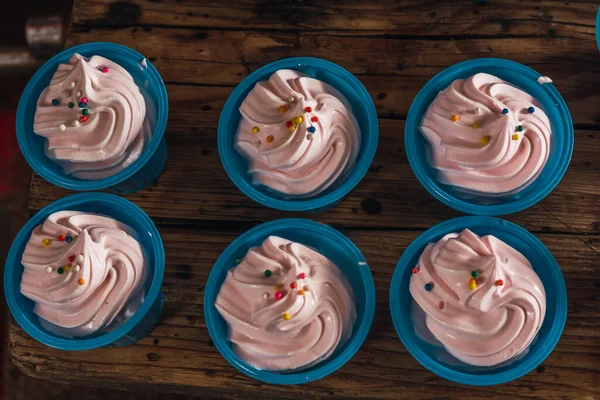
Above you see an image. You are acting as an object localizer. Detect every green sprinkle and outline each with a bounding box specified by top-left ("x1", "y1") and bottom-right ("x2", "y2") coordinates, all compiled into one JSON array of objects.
[
  {"x1": 471, "y1": 270, "x2": 479, "y2": 278},
  {"x1": 81, "y1": 108, "x2": 89, "y2": 116},
  {"x1": 264, "y1": 269, "x2": 272, "y2": 278},
  {"x1": 57, "y1": 267, "x2": 64, "y2": 275},
  {"x1": 68, "y1": 102, "x2": 74, "y2": 109},
  {"x1": 516, "y1": 125, "x2": 524, "y2": 132}
]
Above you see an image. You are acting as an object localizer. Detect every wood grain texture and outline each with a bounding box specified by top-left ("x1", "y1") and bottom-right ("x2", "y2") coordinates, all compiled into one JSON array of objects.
[
  {"x1": 10, "y1": 228, "x2": 600, "y2": 399},
  {"x1": 11, "y1": 0, "x2": 600, "y2": 398}
]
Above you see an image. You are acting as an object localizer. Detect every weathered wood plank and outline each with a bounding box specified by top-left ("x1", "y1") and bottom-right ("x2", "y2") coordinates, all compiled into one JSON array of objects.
[
  {"x1": 9, "y1": 227, "x2": 600, "y2": 399},
  {"x1": 71, "y1": 0, "x2": 597, "y2": 40},
  {"x1": 28, "y1": 116, "x2": 600, "y2": 233}
]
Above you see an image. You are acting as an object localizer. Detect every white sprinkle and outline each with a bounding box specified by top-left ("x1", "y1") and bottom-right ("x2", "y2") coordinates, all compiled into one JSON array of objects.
[
  {"x1": 306, "y1": 133, "x2": 314, "y2": 140},
  {"x1": 58, "y1": 124, "x2": 66, "y2": 131},
  {"x1": 303, "y1": 285, "x2": 310, "y2": 291},
  {"x1": 73, "y1": 120, "x2": 80, "y2": 127},
  {"x1": 76, "y1": 91, "x2": 82, "y2": 97},
  {"x1": 254, "y1": 141, "x2": 261, "y2": 149},
  {"x1": 262, "y1": 293, "x2": 268, "y2": 299},
  {"x1": 70, "y1": 82, "x2": 76, "y2": 88},
  {"x1": 139, "y1": 58, "x2": 148, "y2": 70},
  {"x1": 474, "y1": 107, "x2": 481, "y2": 114},
  {"x1": 537, "y1": 76, "x2": 553, "y2": 85},
  {"x1": 76, "y1": 254, "x2": 84, "y2": 263},
  {"x1": 288, "y1": 96, "x2": 295, "y2": 102},
  {"x1": 73, "y1": 265, "x2": 81, "y2": 272},
  {"x1": 358, "y1": 261, "x2": 368, "y2": 266},
  {"x1": 45, "y1": 266, "x2": 53, "y2": 273}
]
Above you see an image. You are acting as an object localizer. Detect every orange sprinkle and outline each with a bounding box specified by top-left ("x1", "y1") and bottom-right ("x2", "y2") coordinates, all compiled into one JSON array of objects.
[
  {"x1": 279, "y1": 105, "x2": 288, "y2": 113},
  {"x1": 78, "y1": 278, "x2": 85, "y2": 286},
  {"x1": 266, "y1": 135, "x2": 274, "y2": 143},
  {"x1": 480, "y1": 135, "x2": 491, "y2": 145},
  {"x1": 298, "y1": 290, "x2": 305, "y2": 295},
  {"x1": 451, "y1": 114, "x2": 459, "y2": 122}
]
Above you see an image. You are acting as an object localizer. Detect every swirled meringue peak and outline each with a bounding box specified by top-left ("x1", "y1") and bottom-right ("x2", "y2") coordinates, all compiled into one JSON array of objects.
[
  {"x1": 33, "y1": 53, "x2": 151, "y2": 180},
  {"x1": 215, "y1": 236, "x2": 356, "y2": 371},
  {"x1": 420, "y1": 73, "x2": 552, "y2": 195},
  {"x1": 410, "y1": 229, "x2": 546, "y2": 367},
  {"x1": 235, "y1": 69, "x2": 361, "y2": 197},
  {"x1": 20, "y1": 211, "x2": 147, "y2": 338}
]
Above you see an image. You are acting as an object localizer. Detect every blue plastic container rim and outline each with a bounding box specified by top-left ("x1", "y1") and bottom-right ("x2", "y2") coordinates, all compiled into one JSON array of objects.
[
  {"x1": 204, "y1": 218, "x2": 376, "y2": 384},
  {"x1": 405, "y1": 58, "x2": 574, "y2": 216},
  {"x1": 4, "y1": 192, "x2": 165, "y2": 350},
  {"x1": 218, "y1": 57, "x2": 379, "y2": 212},
  {"x1": 596, "y1": 6, "x2": 600, "y2": 51},
  {"x1": 16, "y1": 42, "x2": 169, "y2": 191},
  {"x1": 389, "y1": 216, "x2": 567, "y2": 386}
]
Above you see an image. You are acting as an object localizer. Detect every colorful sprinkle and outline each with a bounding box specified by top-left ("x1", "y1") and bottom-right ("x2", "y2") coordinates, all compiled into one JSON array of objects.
[
  {"x1": 502, "y1": 108, "x2": 509, "y2": 114},
  {"x1": 307, "y1": 126, "x2": 316, "y2": 133},
  {"x1": 251, "y1": 126, "x2": 259, "y2": 134},
  {"x1": 279, "y1": 105, "x2": 288, "y2": 113},
  {"x1": 78, "y1": 102, "x2": 86, "y2": 108},
  {"x1": 471, "y1": 270, "x2": 479, "y2": 278},
  {"x1": 298, "y1": 272, "x2": 307, "y2": 279},
  {"x1": 101, "y1": 67, "x2": 109, "y2": 73},
  {"x1": 424, "y1": 283, "x2": 433, "y2": 291},
  {"x1": 81, "y1": 97, "x2": 88, "y2": 104},
  {"x1": 262, "y1": 293, "x2": 269, "y2": 299},
  {"x1": 306, "y1": 133, "x2": 314, "y2": 140},
  {"x1": 73, "y1": 265, "x2": 81, "y2": 272},
  {"x1": 304, "y1": 106, "x2": 312, "y2": 113},
  {"x1": 451, "y1": 114, "x2": 459, "y2": 122},
  {"x1": 266, "y1": 135, "x2": 274, "y2": 143},
  {"x1": 45, "y1": 266, "x2": 53, "y2": 273},
  {"x1": 82, "y1": 109, "x2": 89, "y2": 116},
  {"x1": 527, "y1": 106, "x2": 535, "y2": 113},
  {"x1": 303, "y1": 285, "x2": 310, "y2": 291},
  {"x1": 41, "y1": 239, "x2": 51, "y2": 247},
  {"x1": 64, "y1": 264, "x2": 71, "y2": 272},
  {"x1": 286, "y1": 121, "x2": 293, "y2": 128},
  {"x1": 57, "y1": 267, "x2": 64, "y2": 275},
  {"x1": 51, "y1": 99, "x2": 59, "y2": 106},
  {"x1": 68, "y1": 255, "x2": 75, "y2": 262},
  {"x1": 412, "y1": 267, "x2": 419, "y2": 274},
  {"x1": 298, "y1": 290, "x2": 305, "y2": 295},
  {"x1": 76, "y1": 91, "x2": 82, "y2": 97},
  {"x1": 275, "y1": 291, "x2": 283, "y2": 300},
  {"x1": 58, "y1": 235, "x2": 65, "y2": 241},
  {"x1": 468, "y1": 278, "x2": 477, "y2": 290},
  {"x1": 288, "y1": 125, "x2": 296, "y2": 132},
  {"x1": 516, "y1": 125, "x2": 524, "y2": 132},
  {"x1": 288, "y1": 96, "x2": 295, "y2": 102},
  {"x1": 495, "y1": 279, "x2": 504, "y2": 286},
  {"x1": 480, "y1": 135, "x2": 491, "y2": 145},
  {"x1": 264, "y1": 269, "x2": 272, "y2": 278},
  {"x1": 311, "y1": 116, "x2": 319, "y2": 122},
  {"x1": 68, "y1": 102, "x2": 74, "y2": 108},
  {"x1": 290, "y1": 282, "x2": 297, "y2": 289},
  {"x1": 80, "y1": 116, "x2": 88, "y2": 123},
  {"x1": 59, "y1": 124, "x2": 66, "y2": 132},
  {"x1": 236, "y1": 258, "x2": 242, "y2": 264},
  {"x1": 78, "y1": 278, "x2": 85, "y2": 285},
  {"x1": 65, "y1": 236, "x2": 73, "y2": 243},
  {"x1": 73, "y1": 120, "x2": 80, "y2": 127},
  {"x1": 512, "y1": 133, "x2": 520, "y2": 141},
  {"x1": 293, "y1": 116, "x2": 303, "y2": 125},
  {"x1": 282, "y1": 312, "x2": 291, "y2": 320},
  {"x1": 439, "y1": 301, "x2": 445, "y2": 310},
  {"x1": 69, "y1": 82, "x2": 76, "y2": 88},
  {"x1": 472, "y1": 122, "x2": 480, "y2": 129},
  {"x1": 274, "y1": 285, "x2": 281, "y2": 291}
]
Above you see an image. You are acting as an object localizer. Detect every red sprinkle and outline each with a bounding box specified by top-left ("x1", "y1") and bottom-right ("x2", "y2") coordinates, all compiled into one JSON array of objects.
[
  {"x1": 412, "y1": 267, "x2": 419, "y2": 274},
  {"x1": 297, "y1": 272, "x2": 307, "y2": 279},
  {"x1": 80, "y1": 115, "x2": 88, "y2": 122},
  {"x1": 290, "y1": 282, "x2": 297, "y2": 289},
  {"x1": 80, "y1": 97, "x2": 88, "y2": 103},
  {"x1": 101, "y1": 67, "x2": 109, "y2": 73},
  {"x1": 58, "y1": 235, "x2": 66, "y2": 241},
  {"x1": 274, "y1": 291, "x2": 283, "y2": 300},
  {"x1": 68, "y1": 255, "x2": 75, "y2": 263},
  {"x1": 311, "y1": 116, "x2": 319, "y2": 122},
  {"x1": 286, "y1": 121, "x2": 293, "y2": 127},
  {"x1": 495, "y1": 279, "x2": 504, "y2": 286},
  {"x1": 304, "y1": 106, "x2": 312, "y2": 113}
]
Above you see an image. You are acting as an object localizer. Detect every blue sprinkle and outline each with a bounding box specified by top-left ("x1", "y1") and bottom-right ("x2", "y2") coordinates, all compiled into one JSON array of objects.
[
  {"x1": 307, "y1": 126, "x2": 316, "y2": 133},
  {"x1": 51, "y1": 99, "x2": 59, "y2": 106},
  {"x1": 501, "y1": 108, "x2": 509, "y2": 114},
  {"x1": 424, "y1": 283, "x2": 433, "y2": 291},
  {"x1": 78, "y1": 102, "x2": 86, "y2": 108},
  {"x1": 65, "y1": 236, "x2": 73, "y2": 243},
  {"x1": 528, "y1": 106, "x2": 535, "y2": 113}
]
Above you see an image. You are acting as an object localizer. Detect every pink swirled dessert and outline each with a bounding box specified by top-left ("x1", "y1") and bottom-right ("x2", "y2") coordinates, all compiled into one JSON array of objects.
[
  {"x1": 215, "y1": 236, "x2": 356, "y2": 371},
  {"x1": 420, "y1": 73, "x2": 552, "y2": 194},
  {"x1": 235, "y1": 70, "x2": 361, "y2": 197},
  {"x1": 20, "y1": 211, "x2": 146, "y2": 338},
  {"x1": 410, "y1": 229, "x2": 546, "y2": 367},
  {"x1": 34, "y1": 54, "x2": 151, "y2": 180}
]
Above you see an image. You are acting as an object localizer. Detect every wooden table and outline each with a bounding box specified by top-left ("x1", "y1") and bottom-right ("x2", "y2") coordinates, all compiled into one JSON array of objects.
[{"x1": 9, "y1": 1, "x2": 600, "y2": 398}]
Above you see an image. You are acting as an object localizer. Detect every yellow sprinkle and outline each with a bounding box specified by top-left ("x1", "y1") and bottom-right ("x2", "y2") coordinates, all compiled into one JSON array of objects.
[
  {"x1": 512, "y1": 133, "x2": 520, "y2": 140},
  {"x1": 298, "y1": 290, "x2": 305, "y2": 295},
  {"x1": 266, "y1": 135, "x2": 274, "y2": 143},
  {"x1": 282, "y1": 312, "x2": 291, "y2": 320},
  {"x1": 279, "y1": 105, "x2": 288, "y2": 113},
  {"x1": 480, "y1": 135, "x2": 491, "y2": 145},
  {"x1": 468, "y1": 277, "x2": 477, "y2": 291},
  {"x1": 288, "y1": 125, "x2": 296, "y2": 132},
  {"x1": 274, "y1": 285, "x2": 281, "y2": 291},
  {"x1": 293, "y1": 116, "x2": 303, "y2": 125},
  {"x1": 41, "y1": 239, "x2": 51, "y2": 247},
  {"x1": 451, "y1": 114, "x2": 459, "y2": 122},
  {"x1": 472, "y1": 122, "x2": 480, "y2": 129},
  {"x1": 64, "y1": 264, "x2": 71, "y2": 272},
  {"x1": 251, "y1": 126, "x2": 259, "y2": 134},
  {"x1": 78, "y1": 278, "x2": 85, "y2": 286}
]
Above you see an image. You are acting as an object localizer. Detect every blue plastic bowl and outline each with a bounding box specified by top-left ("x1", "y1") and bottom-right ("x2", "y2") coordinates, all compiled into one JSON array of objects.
[
  {"x1": 390, "y1": 216, "x2": 567, "y2": 386},
  {"x1": 17, "y1": 42, "x2": 169, "y2": 194},
  {"x1": 218, "y1": 57, "x2": 379, "y2": 212},
  {"x1": 596, "y1": 7, "x2": 600, "y2": 50},
  {"x1": 405, "y1": 59, "x2": 573, "y2": 215},
  {"x1": 204, "y1": 218, "x2": 375, "y2": 384},
  {"x1": 4, "y1": 193, "x2": 165, "y2": 350}
]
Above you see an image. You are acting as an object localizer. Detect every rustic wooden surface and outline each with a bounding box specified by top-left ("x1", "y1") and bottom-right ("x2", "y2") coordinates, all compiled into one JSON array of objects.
[{"x1": 9, "y1": 1, "x2": 600, "y2": 399}]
